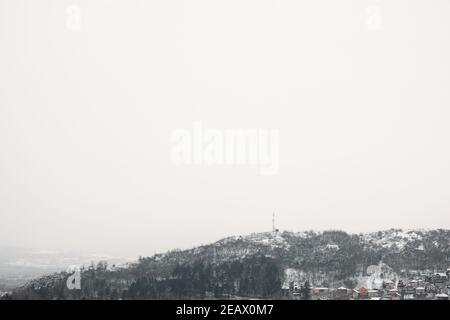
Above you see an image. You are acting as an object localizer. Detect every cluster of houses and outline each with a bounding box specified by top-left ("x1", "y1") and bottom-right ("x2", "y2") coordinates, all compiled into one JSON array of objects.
[{"x1": 283, "y1": 268, "x2": 450, "y2": 300}]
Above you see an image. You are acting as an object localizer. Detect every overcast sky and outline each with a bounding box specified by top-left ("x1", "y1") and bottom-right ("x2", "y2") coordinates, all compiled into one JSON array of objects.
[{"x1": 1, "y1": 0, "x2": 450, "y2": 257}]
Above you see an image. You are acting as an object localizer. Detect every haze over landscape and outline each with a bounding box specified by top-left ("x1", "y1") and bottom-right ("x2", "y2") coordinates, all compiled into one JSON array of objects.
[{"x1": 1, "y1": 0, "x2": 450, "y2": 260}]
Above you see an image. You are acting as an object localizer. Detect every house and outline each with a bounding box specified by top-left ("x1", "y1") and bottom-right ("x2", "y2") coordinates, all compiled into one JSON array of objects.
[
  {"x1": 415, "y1": 287, "x2": 425, "y2": 294},
  {"x1": 433, "y1": 273, "x2": 448, "y2": 283},
  {"x1": 425, "y1": 283, "x2": 436, "y2": 293},
  {"x1": 390, "y1": 291, "x2": 401, "y2": 300},
  {"x1": 312, "y1": 287, "x2": 329, "y2": 300},
  {"x1": 334, "y1": 287, "x2": 349, "y2": 300},
  {"x1": 436, "y1": 293, "x2": 449, "y2": 300},
  {"x1": 415, "y1": 286, "x2": 426, "y2": 299},
  {"x1": 383, "y1": 280, "x2": 395, "y2": 290},
  {"x1": 404, "y1": 284, "x2": 415, "y2": 295},
  {"x1": 368, "y1": 289, "x2": 380, "y2": 299},
  {"x1": 359, "y1": 287, "x2": 368, "y2": 299},
  {"x1": 281, "y1": 282, "x2": 290, "y2": 297},
  {"x1": 389, "y1": 289, "x2": 400, "y2": 297},
  {"x1": 326, "y1": 244, "x2": 339, "y2": 250}
]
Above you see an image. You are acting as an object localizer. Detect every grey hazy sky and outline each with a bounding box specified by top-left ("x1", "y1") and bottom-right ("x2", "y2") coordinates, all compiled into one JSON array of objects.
[{"x1": 1, "y1": 0, "x2": 450, "y2": 257}]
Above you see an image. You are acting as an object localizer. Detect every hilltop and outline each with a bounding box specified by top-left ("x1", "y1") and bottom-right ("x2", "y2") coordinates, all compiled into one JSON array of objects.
[{"x1": 5, "y1": 229, "x2": 450, "y2": 299}]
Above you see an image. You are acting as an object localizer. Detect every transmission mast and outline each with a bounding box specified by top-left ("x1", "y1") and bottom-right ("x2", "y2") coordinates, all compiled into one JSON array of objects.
[{"x1": 272, "y1": 212, "x2": 278, "y2": 233}]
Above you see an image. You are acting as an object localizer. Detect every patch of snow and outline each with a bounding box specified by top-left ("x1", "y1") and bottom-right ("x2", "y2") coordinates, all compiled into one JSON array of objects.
[{"x1": 362, "y1": 229, "x2": 426, "y2": 250}]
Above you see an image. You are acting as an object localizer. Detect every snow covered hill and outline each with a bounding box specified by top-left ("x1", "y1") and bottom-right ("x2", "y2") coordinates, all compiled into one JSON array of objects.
[{"x1": 4, "y1": 228, "x2": 450, "y2": 299}]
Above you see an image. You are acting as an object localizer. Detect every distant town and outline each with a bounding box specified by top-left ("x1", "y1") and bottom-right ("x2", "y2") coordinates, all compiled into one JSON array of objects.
[{"x1": 283, "y1": 269, "x2": 450, "y2": 300}]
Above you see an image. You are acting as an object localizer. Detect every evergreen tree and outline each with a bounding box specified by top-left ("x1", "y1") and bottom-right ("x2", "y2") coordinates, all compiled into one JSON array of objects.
[{"x1": 301, "y1": 281, "x2": 311, "y2": 300}]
